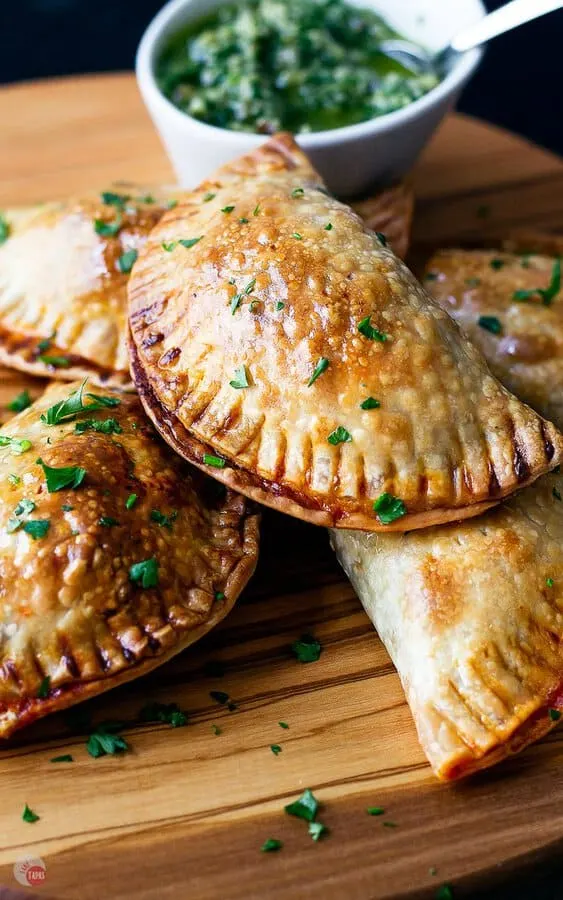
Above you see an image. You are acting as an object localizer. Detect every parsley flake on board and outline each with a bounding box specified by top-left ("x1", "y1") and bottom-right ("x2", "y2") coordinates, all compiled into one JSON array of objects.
[
  {"x1": 94, "y1": 214, "x2": 122, "y2": 237},
  {"x1": 214, "y1": 591, "x2": 225, "y2": 601},
  {"x1": 284, "y1": 788, "x2": 318, "y2": 822},
  {"x1": 41, "y1": 380, "x2": 120, "y2": 426},
  {"x1": 203, "y1": 453, "x2": 226, "y2": 468},
  {"x1": 327, "y1": 426, "x2": 352, "y2": 445},
  {"x1": 549, "y1": 708, "x2": 561, "y2": 722},
  {"x1": 117, "y1": 249, "x2": 138, "y2": 274},
  {"x1": 435, "y1": 886, "x2": 454, "y2": 900},
  {"x1": 86, "y1": 722, "x2": 130, "y2": 758},
  {"x1": 179, "y1": 237, "x2": 202, "y2": 249},
  {"x1": 513, "y1": 258, "x2": 561, "y2": 305},
  {"x1": 23, "y1": 520, "x2": 50, "y2": 540},
  {"x1": 309, "y1": 821, "x2": 328, "y2": 841},
  {"x1": 37, "y1": 676, "x2": 51, "y2": 699},
  {"x1": 75, "y1": 418, "x2": 122, "y2": 435},
  {"x1": 383, "y1": 821, "x2": 397, "y2": 828},
  {"x1": 325, "y1": 222, "x2": 333, "y2": 231},
  {"x1": 22, "y1": 804, "x2": 40, "y2": 823},
  {"x1": 279, "y1": 721, "x2": 289, "y2": 729},
  {"x1": 0, "y1": 436, "x2": 32, "y2": 455},
  {"x1": 203, "y1": 192, "x2": 216, "y2": 202},
  {"x1": 229, "y1": 366, "x2": 250, "y2": 389},
  {"x1": 139, "y1": 701, "x2": 187, "y2": 728},
  {"x1": 489, "y1": 258, "x2": 505, "y2": 270},
  {"x1": 358, "y1": 316, "x2": 388, "y2": 342},
  {"x1": 373, "y1": 493, "x2": 406, "y2": 525},
  {"x1": 125, "y1": 493, "x2": 138, "y2": 510},
  {"x1": 212, "y1": 724, "x2": 222, "y2": 736},
  {"x1": 129, "y1": 557, "x2": 159, "y2": 589},
  {"x1": 360, "y1": 397, "x2": 380, "y2": 410},
  {"x1": 7, "y1": 390, "x2": 31, "y2": 413},
  {"x1": 307, "y1": 356, "x2": 329, "y2": 386},
  {"x1": 0, "y1": 214, "x2": 10, "y2": 244},
  {"x1": 150, "y1": 509, "x2": 178, "y2": 529},
  {"x1": 291, "y1": 634, "x2": 322, "y2": 663},
  {"x1": 270, "y1": 744, "x2": 282, "y2": 756},
  {"x1": 367, "y1": 806, "x2": 385, "y2": 816},
  {"x1": 37, "y1": 459, "x2": 86, "y2": 492},
  {"x1": 261, "y1": 838, "x2": 283, "y2": 852},
  {"x1": 100, "y1": 191, "x2": 130, "y2": 207},
  {"x1": 50, "y1": 754, "x2": 73, "y2": 763}
]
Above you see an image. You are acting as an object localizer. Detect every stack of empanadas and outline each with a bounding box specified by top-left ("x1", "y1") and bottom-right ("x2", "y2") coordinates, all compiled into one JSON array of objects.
[{"x1": 2, "y1": 133, "x2": 563, "y2": 784}]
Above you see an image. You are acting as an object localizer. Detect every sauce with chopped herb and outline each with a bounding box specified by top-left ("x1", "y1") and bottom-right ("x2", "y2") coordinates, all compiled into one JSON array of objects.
[{"x1": 157, "y1": 0, "x2": 440, "y2": 134}]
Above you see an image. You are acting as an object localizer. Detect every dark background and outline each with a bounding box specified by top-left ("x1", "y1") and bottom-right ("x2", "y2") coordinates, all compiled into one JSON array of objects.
[
  {"x1": 1, "y1": 0, "x2": 563, "y2": 156},
  {"x1": 2, "y1": 1, "x2": 563, "y2": 898}
]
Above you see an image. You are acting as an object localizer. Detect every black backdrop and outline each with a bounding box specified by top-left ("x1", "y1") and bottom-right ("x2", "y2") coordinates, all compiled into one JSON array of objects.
[
  {"x1": 2, "y1": 0, "x2": 563, "y2": 155},
  {"x1": 2, "y1": 2, "x2": 563, "y2": 898}
]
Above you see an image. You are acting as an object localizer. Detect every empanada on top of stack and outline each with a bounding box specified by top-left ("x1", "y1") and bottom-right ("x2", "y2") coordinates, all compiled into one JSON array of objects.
[
  {"x1": 424, "y1": 244, "x2": 563, "y2": 426},
  {"x1": 129, "y1": 133, "x2": 563, "y2": 532},
  {"x1": 0, "y1": 381, "x2": 259, "y2": 739},
  {"x1": 0, "y1": 186, "x2": 179, "y2": 388}
]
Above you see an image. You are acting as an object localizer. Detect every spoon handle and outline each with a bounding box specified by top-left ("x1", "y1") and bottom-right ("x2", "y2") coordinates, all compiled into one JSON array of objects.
[{"x1": 451, "y1": 0, "x2": 563, "y2": 53}]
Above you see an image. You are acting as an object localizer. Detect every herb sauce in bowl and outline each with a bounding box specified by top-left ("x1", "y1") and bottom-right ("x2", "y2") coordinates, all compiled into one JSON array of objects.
[{"x1": 157, "y1": 0, "x2": 441, "y2": 135}]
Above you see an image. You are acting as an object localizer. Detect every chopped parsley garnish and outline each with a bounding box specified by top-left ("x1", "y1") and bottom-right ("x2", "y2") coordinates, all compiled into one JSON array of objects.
[
  {"x1": 203, "y1": 192, "x2": 216, "y2": 202},
  {"x1": 229, "y1": 366, "x2": 250, "y2": 389},
  {"x1": 553, "y1": 487, "x2": 562, "y2": 501},
  {"x1": 0, "y1": 436, "x2": 32, "y2": 455},
  {"x1": 162, "y1": 241, "x2": 177, "y2": 252},
  {"x1": 101, "y1": 191, "x2": 130, "y2": 207},
  {"x1": 221, "y1": 205, "x2": 235, "y2": 214},
  {"x1": 203, "y1": 453, "x2": 226, "y2": 468},
  {"x1": 291, "y1": 187, "x2": 304, "y2": 197},
  {"x1": 490, "y1": 258, "x2": 505, "y2": 270},
  {"x1": 549, "y1": 708, "x2": 561, "y2": 721},
  {"x1": 270, "y1": 744, "x2": 282, "y2": 756},
  {"x1": 7, "y1": 497, "x2": 36, "y2": 532},
  {"x1": 214, "y1": 591, "x2": 225, "y2": 601},
  {"x1": 307, "y1": 356, "x2": 329, "y2": 387},
  {"x1": 513, "y1": 258, "x2": 561, "y2": 305},
  {"x1": 383, "y1": 821, "x2": 397, "y2": 828},
  {"x1": 129, "y1": 557, "x2": 159, "y2": 589},
  {"x1": 478, "y1": 315, "x2": 502, "y2": 334},
  {"x1": 279, "y1": 721, "x2": 289, "y2": 729},
  {"x1": 166, "y1": 199, "x2": 178, "y2": 209},
  {"x1": 23, "y1": 520, "x2": 50, "y2": 540},
  {"x1": 261, "y1": 838, "x2": 283, "y2": 852},
  {"x1": 309, "y1": 821, "x2": 328, "y2": 841},
  {"x1": 284, "y1": 788, "x2": 318, "y2": 822},
  {"x1": 546, "y1": 577, "x2": 555, "y2": 588},
  {"x1": 328, "y1": 426, "x2": 352, "y2": 446},
  {"x1": 367, "y1": 806, "x2": 385, "y2": 816},
  {"x1": 22, "y1": 804, "x2": 40, "y2": 823},
  {"x1": 75, "y1": 418, "x2": 122, "y2": 435},
  {"x1": 358, "y1": 316, "x2": 387, "y2": 342},
  {"x1": 99, "y1": 516, "x2": 119, "y2": 527},
  {"x1": 292, "y1": 232, "x2": 303, "y2": 240},
  {"x1": 373, "y1": 492, "x2": 406, "y2": 524},
  {"x1": 179, "y1": 237, "x2": 203, "y2": 249},
  {"x1": 86, "y1": 722, "x2": 130, "y2": 758},
  {"x1": 375, "y1": 232, "x2": 387, "y2": 246},
  {"x1": 7, "y1": 390, "x2": 31, "y2": 413},
  {"x1": 360, "y1": 397, "x2": 380, "y2": 410},
  {"x1": 150, "y1": 509, "x2": 178, "y2": 528},
  {"x1": 125, "y1": 493, "x2": 138, "y2": 509},
  {"x1": 37, "y1": 458, "x2": 86, "y2": 492},
  {"x1": 94, "y1": 214, "x2": 122, "y2": 237},
  {"x1": 211, "y1": 724, "x2": 222, "y2": 736},
  {"x1": 0, "y1": 214, "x2": 10, "y2": 244},
  {"x1": 325, "y1": 223, "x2": 333, "y2": 231},
  {"x1": 37, "y1": 676, "x2": 51, "y2": 699},
  {"x1": 291, "y1": 634, "x2": 322, "y2": 663},
  {"x1": 37, "y1": 332, "x2": 55, "y2": 354},
  {"x1": 50, "y1": 754, "x2": 73, "y2": 763},
  {"x1": 38, "y1": 354, "x2": 71, "y2": 368},
  {"x1": 41, "y1": 380, "x2": 120, "y2": 426},
  {"x1": 275, "y1": 301, "x2": 285, "y2": 311},
  {"x1": 138, "y1": 194, "x2": 155, "y2": 204},
  {"x1": 435, "y1": 886, "x2": 454, "y2": 900},
  {"x1": 117, "y1": 249, "x2": 138, "y2": 274},
  {"x1": 230, "y1": 278, "x2": 256, "y2": 314},
  {"x1": 253, "y1": 204, "x2": 260, "y2": 216},
  {"x1": 139, "y1": 701, "x2": 187, "y2": 728},
  {"x1": 7, "y1": 474, "x2": 21, "y2": 486}
]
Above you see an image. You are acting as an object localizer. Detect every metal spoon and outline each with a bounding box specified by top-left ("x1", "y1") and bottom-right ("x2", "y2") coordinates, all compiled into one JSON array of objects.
[{"x1": 379, "y1": 0, "x2": 563, "y2": 76}]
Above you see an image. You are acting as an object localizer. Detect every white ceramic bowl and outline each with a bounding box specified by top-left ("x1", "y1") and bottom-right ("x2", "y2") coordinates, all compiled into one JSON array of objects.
[{"x1": 136, "y1": 0, "x2": 485, "y2": 196}]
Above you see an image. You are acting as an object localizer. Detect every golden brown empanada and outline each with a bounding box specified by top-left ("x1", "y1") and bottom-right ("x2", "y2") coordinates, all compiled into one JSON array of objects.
[
  {"x1": 0, "y1": 185, "x2": 180, "y2": 388},
  {"x1": 0, "y1": 381, "x2": 259, "y2": 738},
  {"x1": 332, "y1": 467, "x2": 563, "y2": 780},
  {"x1": 424, "y1": 245, "x2": 563, "y2": 425},
  {"x1": 128, "y1": 133, "x2": 563, "y2": 532}
]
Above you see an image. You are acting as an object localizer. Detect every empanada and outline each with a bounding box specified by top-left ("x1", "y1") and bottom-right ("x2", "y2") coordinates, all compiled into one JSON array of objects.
[
  {"x1": 128, "y1": 133, "x2": 563, "y2": 532},
  {"x1": 332, "y1": 468, "x2": 563, "y2": 780},
  {"x1": 0, "y1": 186, "x2": 179, "y2": 388},
  {"x1": 0, "y1": 381, "x2": 259, "y2": 738},
  {"x1": 424, "y1": 245, "x2": 563, "y2": 425}
]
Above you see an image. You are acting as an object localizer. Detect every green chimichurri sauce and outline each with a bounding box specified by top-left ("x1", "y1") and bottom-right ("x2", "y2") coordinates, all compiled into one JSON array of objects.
[{"x1": 157, "y1": 0, "x2": 440, "y2": 135}]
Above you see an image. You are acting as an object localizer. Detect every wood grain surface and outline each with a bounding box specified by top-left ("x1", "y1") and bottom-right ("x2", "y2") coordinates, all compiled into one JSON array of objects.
[{"x1": 1, "y1": 73, "x2": 563, "y2": 900}]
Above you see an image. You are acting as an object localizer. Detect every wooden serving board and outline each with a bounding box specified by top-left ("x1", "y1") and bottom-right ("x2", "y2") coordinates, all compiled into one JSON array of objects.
[{"x1": 2, "y1": 74, "x2": 563, "y2": 900}]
